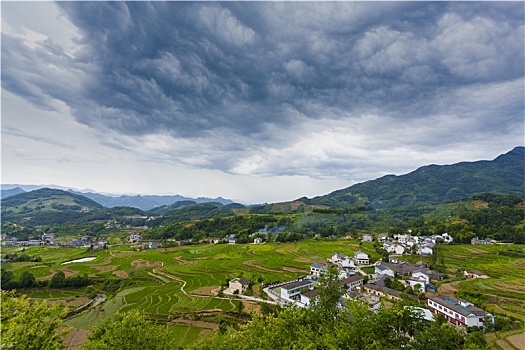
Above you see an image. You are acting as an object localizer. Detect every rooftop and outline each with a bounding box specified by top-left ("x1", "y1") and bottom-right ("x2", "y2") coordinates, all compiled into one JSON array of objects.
[
  {"x1": 281, "y1": 279, "x2": 313, "y2": 291},
  {"x1": 429, "y1": 296, "x2": 490, "y2": 317}
]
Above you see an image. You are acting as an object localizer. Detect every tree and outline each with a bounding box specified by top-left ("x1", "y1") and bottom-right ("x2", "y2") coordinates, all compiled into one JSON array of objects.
[
  {"x1": 18, "y1": 271, "x2": 36, "y2": 289},
  {"x1": 49, "y1": 271, "x2": 66, "y2": 288},
  {"x1": 1, "y1": 290, "x2": 68, "y2": 349},
  {"x1": 1, "y1": 270, "x2": 18, "y2": 290},
  {"x1": 81, "y1": 309, "x2": 175, "y2": 350}
]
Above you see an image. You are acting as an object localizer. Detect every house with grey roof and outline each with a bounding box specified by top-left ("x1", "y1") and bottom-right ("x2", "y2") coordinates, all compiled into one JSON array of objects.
[
  {"x1": 428, "y1": 296, "x2": 494, "y2": 328},
  {"x1": 280, "y1": 279, "x2": 314, "y2": 300}
]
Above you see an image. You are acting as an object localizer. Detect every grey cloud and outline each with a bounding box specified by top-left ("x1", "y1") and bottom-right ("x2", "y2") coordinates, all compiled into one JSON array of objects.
[{"x1": 2, "y1": 1, "x2": 523, "y2": 179}]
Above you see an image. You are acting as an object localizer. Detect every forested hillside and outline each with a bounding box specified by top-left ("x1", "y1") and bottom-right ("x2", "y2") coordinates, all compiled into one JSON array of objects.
[{"x1": 309, "y1": 146, "x2": 524, "y2": 209}]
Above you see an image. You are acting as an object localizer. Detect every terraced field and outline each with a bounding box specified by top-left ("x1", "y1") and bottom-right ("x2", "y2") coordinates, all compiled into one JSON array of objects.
[
  {"x1": 439, "y1": 244, "x2": 525, "y2": 322},
  {"x1": 4, "y1": 240, "x2": 523, "y2": 348}
]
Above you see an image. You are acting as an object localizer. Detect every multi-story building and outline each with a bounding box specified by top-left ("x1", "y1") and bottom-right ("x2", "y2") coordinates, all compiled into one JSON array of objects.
[{"x1": 427, "y1": 296, "x2": 494, "y2": 328}]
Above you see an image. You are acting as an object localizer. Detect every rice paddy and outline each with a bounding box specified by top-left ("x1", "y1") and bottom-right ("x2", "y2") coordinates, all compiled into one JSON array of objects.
[{"x1": 3, "y1": 240, "x2": 524, "y2": 348}]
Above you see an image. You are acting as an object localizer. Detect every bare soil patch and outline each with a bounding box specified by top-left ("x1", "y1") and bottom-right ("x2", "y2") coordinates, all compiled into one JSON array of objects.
[
  {"x1": 437, "y1": 281, "x2": 460, "y2": 296},
  {"x1": 113, "y1": 270, "x2": 129, "y2": 279},
  {"x1": 60, "y1": 267, "x2": 79, "y2": 277},
  {"x1": 130, "y1": 260, "x2": 163, "y2": 268},
  {"x1": 507, "y1": 333, "x2": 525, "y2": 350},
  {"x1": 63, "y1": 328, "x2": 91, "y2": 349},
  {"x1": 242, "y1": 300, "x2": 260, "y2": 314},
  {"x1": 30, "y1": 265, "x2": 47, "y2": 269},
  {"x1": 191, "y1": 286, "x2": 220, "y2": 297},
  {"x1": 56, "y1": 296, "x2": 91, "y2": 308}
]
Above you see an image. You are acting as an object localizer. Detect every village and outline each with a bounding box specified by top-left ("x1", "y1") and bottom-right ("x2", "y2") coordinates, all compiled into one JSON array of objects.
[{"x1": 225, "y1": 231, "x2": 495, "y2": 331}]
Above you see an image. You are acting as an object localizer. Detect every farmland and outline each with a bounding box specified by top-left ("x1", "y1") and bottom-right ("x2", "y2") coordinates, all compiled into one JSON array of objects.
[{"x1": 2, "y1": 240, "x2": 524, "y2": 348}]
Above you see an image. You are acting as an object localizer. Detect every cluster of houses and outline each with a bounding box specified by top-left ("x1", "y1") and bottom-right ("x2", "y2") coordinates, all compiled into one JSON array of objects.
[
  {"x1": 470, "y1": 237, "x2": 496, "y2": 245},
  {"x1": 1, "y1": 234, "x2": 108, "y2": 249},
  {"x1": 377, "y1": 233, "x2": 453, "y2": 256},
  {"x1": 240, "y1": 249, "x2": 494, "y2": 330}
]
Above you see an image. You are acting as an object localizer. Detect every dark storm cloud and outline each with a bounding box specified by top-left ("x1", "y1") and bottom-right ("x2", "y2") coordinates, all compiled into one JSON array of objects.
[{"x1": 2, "y1": 1, "x2": 524, "y2": 178}]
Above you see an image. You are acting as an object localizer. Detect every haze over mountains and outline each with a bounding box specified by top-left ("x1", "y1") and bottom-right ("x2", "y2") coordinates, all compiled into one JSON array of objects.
[
  {"x1": 0, "y1": 185, "x2": 233, "y2": 211},
  {"x1": 2, "y1": 146, "x2": 523, "y2": 215}
]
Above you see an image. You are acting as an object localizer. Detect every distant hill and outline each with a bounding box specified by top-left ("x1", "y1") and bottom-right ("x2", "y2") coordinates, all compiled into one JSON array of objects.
[
  {"x1": 1, "y1": 184, "x2": 235, "y2": 211},
  {"x1": 308, "y1": 146, "x2": 524, "y2": 209},
  {"x1": 68, "y1": 191, "x2": 234, "y2": 211},
  {"x1": 1, "y1": 187, "x2": 26, "y2": 199},
  {"x1": 1, "y1": 188, "x2": 105, "y2": 225}
]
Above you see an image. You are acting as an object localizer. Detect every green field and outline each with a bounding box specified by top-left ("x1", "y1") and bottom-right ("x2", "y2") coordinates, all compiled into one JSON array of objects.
[{"x1": 3, "y1": 241, "x2": 524, "y2": 347}]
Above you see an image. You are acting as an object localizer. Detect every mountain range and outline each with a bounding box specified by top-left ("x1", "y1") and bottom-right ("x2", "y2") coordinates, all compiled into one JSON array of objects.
[
  {"x1": 1, "y1": 186, "x2": 233, "y2": 211},
  {"x1": 1, "y1": 146, "x2": 523, "y2": 223}
]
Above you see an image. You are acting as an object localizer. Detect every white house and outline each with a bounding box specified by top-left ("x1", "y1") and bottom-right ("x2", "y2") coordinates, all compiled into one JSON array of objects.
[
  {"x1": 441, "y1": 233, "x2": 453, "y2": 243},
  {"x1": 428, "y1": 296, "x2": 494, "y2": 328},
  {"x1": 280, "y1": 279, "x2": 314, "y2": 300},
  {"x1": 407, "y1": 274, "x2": 427, "y2": 293},
  {"x1": 229, "y1": 278, "x2": 250, "y2": 295},
  {"x1": 375, "y1": 264, "x2": 395, "y2": 278},
  {"x1": 394, "y1": 244, "x2": 406, "y2": 255},
  {"x1": 362, "y1": 234, "x2": 373, "y2": 242},
  {"x1": 383, "y1": 242, "x2": 395, "y2": 253},
  {"x1": 419, "y1": 245, "x2": 433, "y2": 255},
  {"x1": 331, "y1": 253, "x2": 355, "y2": 269},
  {"x1": 412, "y1": 270, "x2": 430, "y2": 284},
  {"x1": 331, "y1": 253, "x2": 348, "y2": 265},
  {"x1": 397, "y1": 235, "x2": 408, "y2": 244},
  {"x1": 340, "y1": 275, "x2": 364, "y2": 291},
  {"x1": 354, "y1": 251, "x2": 369, "y2": 265},
  {"x1": 300, "y1": 289, "x2": 318, "y2": 306},
  {"x1": 388, "y1": 257, "x2": 399, "y2": 264},
  {"x1": 310, "y1": 263, "x2": 327, "y2": 277},
  {"x1": 253, "y1": 237, "x2": 263, "y2": 244}
]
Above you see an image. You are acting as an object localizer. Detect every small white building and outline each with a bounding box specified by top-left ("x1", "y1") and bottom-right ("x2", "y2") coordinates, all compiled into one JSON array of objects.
[
  {"x1": 397, "y1": 235, "x2": 408, "y2": 244},
  {"x1": 419, "y1": 246, "x2": 433, "y2": 255},
  {"x1": 310, "y1": 263, "x2": 327, "y2": 277},
  {"x1": 354, "y1": 251, "x2": 369, "y2": 265},
  {"x1": 300, "y1": 289, "x2": 318, "y2": 306},
  {"x1": 229, "y1": 277, "x2": 250, "y2": 295},
  {"x1": 394, "y1": 244, "x2": 406, "y2": 255},
  {"x1": 375, "y1": 264, "x2": 395, "y2": 278},
  {"x1": 362, "y1": 234, "x2": 373, "y2": 242},
  {"x1": 412, "y1": 270, "x2": 430, "y2": 284},
  {"x1": 280, "y1": 279, "x2": 314, "y2": 300}
]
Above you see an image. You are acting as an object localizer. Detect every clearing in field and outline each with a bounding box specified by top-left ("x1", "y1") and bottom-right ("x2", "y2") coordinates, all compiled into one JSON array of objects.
[{"x1": 131, "y1": 259, "x2": 163, "y2": 268}]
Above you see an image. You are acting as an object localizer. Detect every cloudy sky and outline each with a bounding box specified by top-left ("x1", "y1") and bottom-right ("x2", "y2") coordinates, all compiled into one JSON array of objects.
[{"x1": 1, "y1": 1, "x2": 524, "y2": 204}]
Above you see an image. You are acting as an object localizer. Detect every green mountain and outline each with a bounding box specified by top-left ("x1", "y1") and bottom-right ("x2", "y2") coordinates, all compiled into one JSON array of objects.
[
  {"x1": 1, "y1": 188, "x2": 105, "y2": 225},
  {"x1": 307, "y1": 146, "x2": 524, "y2": 209}
]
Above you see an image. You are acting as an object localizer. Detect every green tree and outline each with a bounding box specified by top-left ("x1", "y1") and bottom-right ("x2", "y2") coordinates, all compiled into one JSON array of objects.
[
  {"x1": 81, "y1": 309, "x2": 175, "y2": 350},
  {"x1": 1, "y1": 290, "x2": 68, "y2": 349},
  {"x1": 18, "y1": 271, "x2": 36, "y2": 289},
  {"x1": 49, "y1": 271, "x2": 66, "y2": 288}
]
